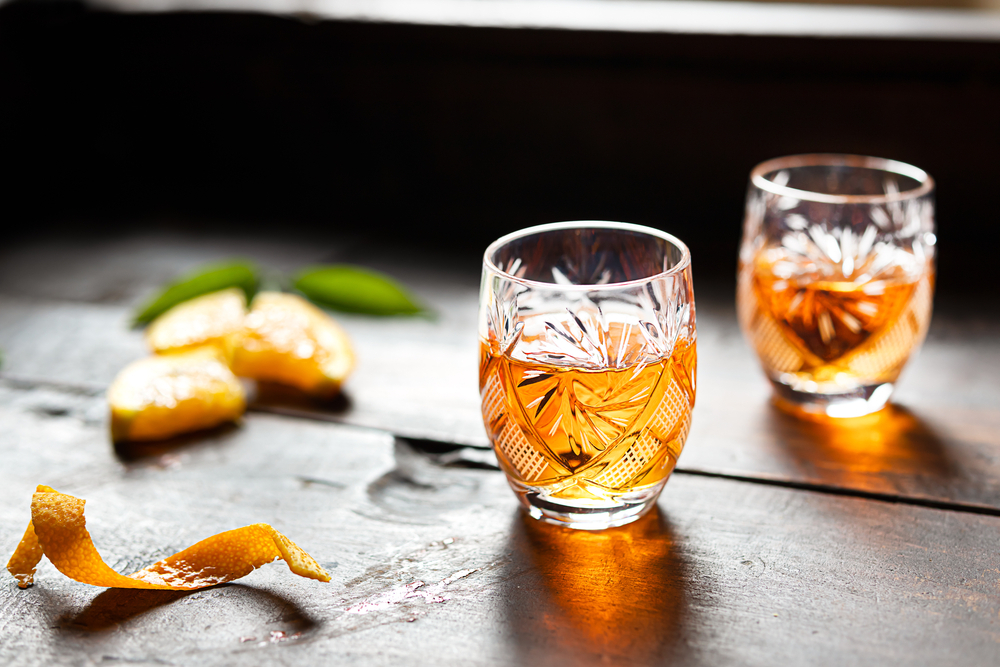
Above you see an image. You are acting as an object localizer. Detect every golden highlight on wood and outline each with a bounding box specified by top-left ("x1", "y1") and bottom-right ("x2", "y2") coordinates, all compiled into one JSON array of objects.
[{"x1": 6, "y1": 485, "x2": 330, "y2": 590}]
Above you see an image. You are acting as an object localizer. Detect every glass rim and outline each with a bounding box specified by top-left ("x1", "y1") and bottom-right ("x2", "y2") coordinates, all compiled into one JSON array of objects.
[
  {"x1": 750, "y1": 154, "x2": 935, "y2": 205},
  {"x1": 483, "y1": 220, "x2": 691, "y2": 290}
]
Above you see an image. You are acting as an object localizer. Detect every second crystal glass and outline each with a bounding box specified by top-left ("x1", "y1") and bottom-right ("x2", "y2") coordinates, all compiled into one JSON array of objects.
[
  {"x1": 738, "y1": 154, "x2": 936, "y2": 418},
  {"x1": 479, "y1": 221, "x2": 696, "y2": 530}
]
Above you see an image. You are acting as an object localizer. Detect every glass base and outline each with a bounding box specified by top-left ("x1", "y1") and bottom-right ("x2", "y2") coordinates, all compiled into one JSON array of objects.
[
  {"x1": 510, "y1": 479, "x2": 667, "y2": 530},
  {"x1": 770, "y1": 378, "x2": 894, "y2": 418}
]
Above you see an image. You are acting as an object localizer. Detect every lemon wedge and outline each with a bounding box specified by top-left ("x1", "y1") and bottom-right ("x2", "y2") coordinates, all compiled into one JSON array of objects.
[
  {"x1": 231, "y1": 292, "x2": 354, "y2": 397},
  {"x1": 108, "y1": 347, "x2": 246, "y2": 442},
  {"x1": 145, "y1": 287, "x2": 246, "y2": 355}
]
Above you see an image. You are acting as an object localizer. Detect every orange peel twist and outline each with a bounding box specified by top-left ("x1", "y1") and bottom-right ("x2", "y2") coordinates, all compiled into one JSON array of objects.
[{"x1": 6, "y1": 485, "x2": 330, "y2": 590}]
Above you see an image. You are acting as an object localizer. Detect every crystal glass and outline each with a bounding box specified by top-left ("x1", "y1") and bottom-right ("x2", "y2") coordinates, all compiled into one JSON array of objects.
[
  {"x1": 738, "y1": 154, "x2": 936, "y2": 418},
  {"x1": 479, "y1": 221, "x2": 696, "y2": 530}
]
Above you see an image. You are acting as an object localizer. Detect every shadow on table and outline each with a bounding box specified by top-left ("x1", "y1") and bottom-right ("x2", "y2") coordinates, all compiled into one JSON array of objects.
[
  {"x1": 112, "y1": 422, "x2": 243, "y2": 464},
  {"x1": 250, "y1": 382, "x2": 352, "y2": 419},
  {"x1": 501, "y1": 507, "x2": 697, "y2": 666},
  {"x1": 60, "y1": 588, "x2": 199, "y2": 631},
  {"x1": 59, "y1": 584, "x2": 319, "y2": 634},
  {"x1": 765, "y1": 401, "x2": 959, "y2": 492}
]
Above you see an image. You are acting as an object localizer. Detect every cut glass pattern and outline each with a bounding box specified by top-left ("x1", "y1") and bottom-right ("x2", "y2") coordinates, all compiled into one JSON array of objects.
[
  {"x1": 479, "y1": 222, "x2": 696, "y2": 527},
  {"x1": 496, "y1": 419, "x2": 549, "y2": 482},
  {"x1": 737, "y1": 267, "x2": 804, "y2": 374},
  {"x1": 846, "y1": 275, "x2": 933, "y2": 377},
  {"x1": 481, "y1": 372, "x2": 505, "y2": 426},
  {"x1": 737, "y1": 156, "x2": 936, "y2": 408},
  {"x1": 482, "y1": 365, "x2": 550, "y2": 482},
  {"x1": 592, "y1": 375, "x2": 690, "y2": 489}
]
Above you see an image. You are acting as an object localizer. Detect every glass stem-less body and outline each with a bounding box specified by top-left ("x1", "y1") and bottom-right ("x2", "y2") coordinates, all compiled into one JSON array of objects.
[
  {"x1": 480, "y1": 335, "x2": 695, "y2": 520},
  {"x1": 480, "y1": 222, "x2": 696, "y2": 529},
  {"x1": 739, "y1": 251, "x2": 933, "y2": 416},
  {"x1": 738, "y1": 155, "x2": 936, "y2": 418}
]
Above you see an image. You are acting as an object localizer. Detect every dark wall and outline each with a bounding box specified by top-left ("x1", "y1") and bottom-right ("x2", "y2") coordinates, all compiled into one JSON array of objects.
[{"x1": 3, "y1": 0, "x2": 999, "y2": 292}]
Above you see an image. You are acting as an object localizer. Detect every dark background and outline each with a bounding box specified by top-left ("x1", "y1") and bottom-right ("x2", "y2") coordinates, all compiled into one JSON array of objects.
[{"x1": 3, "y1": 0, "x2": 999, "y2": 293}]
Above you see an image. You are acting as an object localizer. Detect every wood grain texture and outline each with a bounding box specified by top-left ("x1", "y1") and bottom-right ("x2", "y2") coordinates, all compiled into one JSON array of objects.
[
  {"x1": 1, "y1": 397, "x2": 999, "y2": 666},
  {"x1": 0, "y1": 233, "x2": 340, "y2": 307},
  {"x1": 2, "y1": 231, "x2": 999, "y2": 510},
  {"x1": 685, "y1": 299, "x2": 1000, "y2": 511}
]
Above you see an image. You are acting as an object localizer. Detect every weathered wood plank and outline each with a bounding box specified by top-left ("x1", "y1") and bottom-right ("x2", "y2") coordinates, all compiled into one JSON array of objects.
[
  {"x1": 4, "y1": 288, "x2": 1000, "y2": 511},
  {"x1": 0, "y1": 233, "x2": 488, "y2": 444},
  {"x1": 1, "y1": 393, "x2": 999, "y2": 666},
  {"x1": 3, "y1": 235, "x2": 1000, "y2": 510},
  {"x1": 0, "y1": 287, "x2": 488, "y2": 445},
  {"x1": 686, "y1": 298, "x2": 1000, "y2": 510},
  {"x1": 0, "y1": 233, "x2": 342, "y2": 307}
]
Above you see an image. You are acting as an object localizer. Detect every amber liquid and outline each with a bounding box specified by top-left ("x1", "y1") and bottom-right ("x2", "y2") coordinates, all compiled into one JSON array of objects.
[
  {"x1": 479, "y1": 334, "x2": 696, "y2": 503},
  {"x1": 739, "y1": 247, "x2": 933, "y2": 385}
]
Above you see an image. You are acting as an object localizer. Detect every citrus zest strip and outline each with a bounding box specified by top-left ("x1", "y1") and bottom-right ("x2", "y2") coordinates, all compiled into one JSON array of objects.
[{"x1": 6, "y1": 486, "x2": 330, "y2": 590}]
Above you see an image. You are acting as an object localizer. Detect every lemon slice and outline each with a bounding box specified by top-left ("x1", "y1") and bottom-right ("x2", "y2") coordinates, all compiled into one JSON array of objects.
[
  {"x1": 108, "y1": 347, "x2": 246, "y2": 442},
  {"x1": 7, "y1": 485, "x2": 330, "y2": 589},
  {"x1": 145, "y1": 287, "x2": 246, "y2": 355},
  {"x1": 231, "y1": 292, "x2": 355, "y2": 397}
]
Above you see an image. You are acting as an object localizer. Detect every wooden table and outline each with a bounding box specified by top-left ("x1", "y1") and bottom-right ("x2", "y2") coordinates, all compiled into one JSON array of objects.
[{"x1": 1, "y1": 232, "x2": 999, "y2": 666}]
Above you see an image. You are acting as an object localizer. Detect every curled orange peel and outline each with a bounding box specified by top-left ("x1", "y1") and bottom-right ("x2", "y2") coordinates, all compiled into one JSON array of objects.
[{"x1": 6, "y1": 485, "x2": 330, "y2": 590}]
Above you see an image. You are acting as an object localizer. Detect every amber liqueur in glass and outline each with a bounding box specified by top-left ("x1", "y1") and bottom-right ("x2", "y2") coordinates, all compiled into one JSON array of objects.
[
  {"x1": 479, "y1": 321, "x2": 696, "y2": 504},
  {"x1": 739, "y1": 246, "x2": 933, "y2": 388}
]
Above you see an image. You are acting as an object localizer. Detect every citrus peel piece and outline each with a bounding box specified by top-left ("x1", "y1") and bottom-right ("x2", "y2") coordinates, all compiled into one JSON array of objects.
[{"x1": 7, "y1": 485, "x2": 330, "y2": 590}]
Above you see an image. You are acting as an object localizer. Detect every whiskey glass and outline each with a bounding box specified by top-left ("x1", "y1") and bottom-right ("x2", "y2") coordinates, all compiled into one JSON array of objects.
[
  {"x1": 479, "y1": 221, "x2": 696, "y2": 530},
  {"x1": 737, "y1": 155, "x2": 936, "y2": 418}
]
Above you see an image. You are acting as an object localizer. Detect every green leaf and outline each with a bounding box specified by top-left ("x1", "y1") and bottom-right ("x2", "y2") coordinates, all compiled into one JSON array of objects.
[
  {"x1": 294, "y1": 265, "x2": 424, "y2": 316},
  {"x1": 132, "y1": 261, "x2": 259, "y2": 326}
]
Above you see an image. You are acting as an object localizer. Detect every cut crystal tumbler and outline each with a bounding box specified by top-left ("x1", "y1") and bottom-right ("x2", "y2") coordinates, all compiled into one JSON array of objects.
[
  {"x1": 738, "y1": 154, "x2": 936, "y2": 418},
  {"x1": 479, "y1": 222, "x2": 696, "y2": 529}
]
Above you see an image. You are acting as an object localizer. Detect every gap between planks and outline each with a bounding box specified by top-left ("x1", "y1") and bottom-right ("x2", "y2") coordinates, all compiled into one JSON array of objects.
[
  {"x1": 675, "y1": 469, "x2": 1000, "y2": 519},
  {"x1": 4, "y1": 372, "x2": 999, "y2": 520}
]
